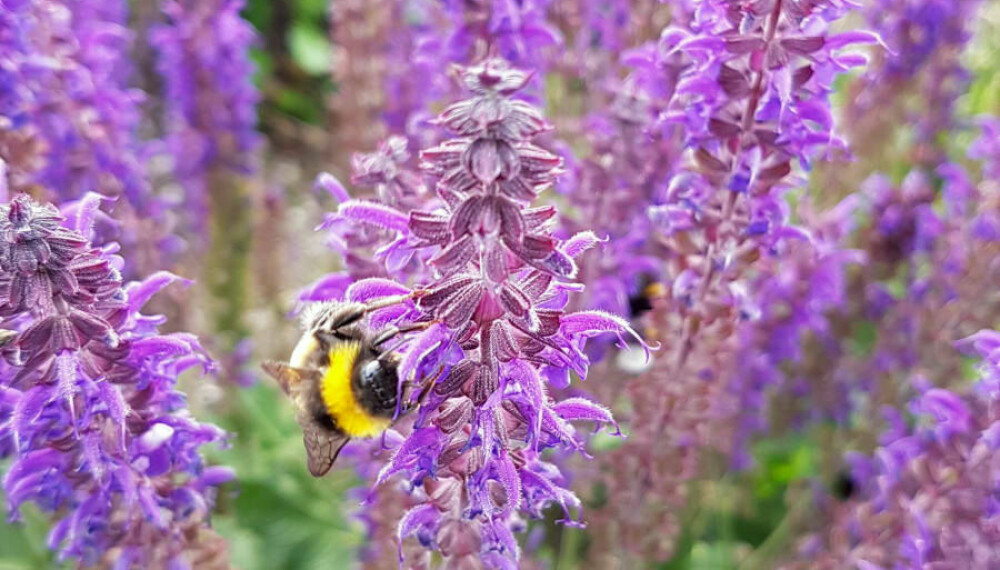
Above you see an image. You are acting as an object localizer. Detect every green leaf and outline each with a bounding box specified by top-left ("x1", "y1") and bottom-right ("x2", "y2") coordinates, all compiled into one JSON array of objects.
[
  {"x1": 288, "y1": 25, "x2": 331, "y2": 76},
  {"x1": 296, "y1": 0, "x2": 329, "y2": 20}
]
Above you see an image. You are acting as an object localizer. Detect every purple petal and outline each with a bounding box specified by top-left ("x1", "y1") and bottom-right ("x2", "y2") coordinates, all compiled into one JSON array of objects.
[
  {"x1": 126, "y1": 271, "x2": 192, "y2": 313},
  {"x1": 345, "y1": 278, "x2": 412, "y2": 303},
  {"x1": 553, "y1": 398, "x2": 620, "y2": 435},
  {"x1": 496, "y1": 452, "x2": 522, "y2": 516},
  {"x1": 338, "y1": 200, "x2": 409, "y2": 233},
  {"x1": 562, "y1": 231, "x2": 605, "y2": 259},
  {"x1": 315, "y1": 172, "x2": 350, "y2": 202}
]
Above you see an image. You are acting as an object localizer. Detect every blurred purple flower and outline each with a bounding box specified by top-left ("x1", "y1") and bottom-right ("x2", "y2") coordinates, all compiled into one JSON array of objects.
[
  {"x1": 644, "y1": 0, "x2": 875, "y2": 363},
  {"x1": 729, "y1": 199, "x2": 865, "y2": 468},
  {"x1": 851, "y1": 0, "x2": 981, "y2": 168},
  {"x1": 784, "y1": 335, "x2": 1000, "y2": 569},
  {"x1": 578, "y1": 3, "x2": 873, "y2": 561},
  {"x1": 0, "y1": 0, "x2": 180, "y2": 274},
  {"x1": 0, "y1": 194, "x2": 230, "y2": 567},
  {"x1": 151, "y1": 0, "x2": 260, "y2": 233},
  {"x1": 0, "y1": 0, "x2": 154, "y2": 210}
]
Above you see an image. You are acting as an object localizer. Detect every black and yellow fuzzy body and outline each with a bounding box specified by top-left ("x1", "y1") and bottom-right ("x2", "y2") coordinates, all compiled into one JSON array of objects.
[
  {"x1": 291, "y1": 334, "x2": 398, "y2": 437},
  {"x1": 628, "y1": 278, "x2": 666, "y2": 319},
  {"x1": 262, "y1": 298, "x2": 411, "y2": 476}
]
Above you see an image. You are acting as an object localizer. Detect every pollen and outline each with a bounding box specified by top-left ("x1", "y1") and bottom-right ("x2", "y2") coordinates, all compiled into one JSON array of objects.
[{"x1": 320, "y1": 342, "x2": 391, "y2": 438}]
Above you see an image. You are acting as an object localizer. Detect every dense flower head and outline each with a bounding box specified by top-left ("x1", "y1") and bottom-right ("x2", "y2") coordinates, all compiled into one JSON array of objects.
[
  {"x1": 326, "y1": 58, "x2": 644, "y2": 568},
  {"x1": 0, "y1": 194, "x2": 230, "y2": 567}
]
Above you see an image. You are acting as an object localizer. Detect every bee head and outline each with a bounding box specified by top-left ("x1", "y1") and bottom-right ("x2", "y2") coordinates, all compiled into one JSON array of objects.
[{"x1": 353, "y1": 354, "x2": 400, "y2": 417}]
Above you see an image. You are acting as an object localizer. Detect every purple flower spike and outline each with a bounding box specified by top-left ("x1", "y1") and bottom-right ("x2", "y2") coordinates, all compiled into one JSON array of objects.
[
  {"x1": 0, "y1": 0, "x2": 154, "y2": 210},
  {"x1": 784, "y1": 339, "x2": 1000, "y2": 569},
  {"x1": 313, "y1": 58, "x2": 642, "y2": 569},
  {"x1": 0, "y1": 195, "x2": 230, "y2": 567},
  {"x1": 152, "y1": 0, "x2": 261, "y2": 233}
]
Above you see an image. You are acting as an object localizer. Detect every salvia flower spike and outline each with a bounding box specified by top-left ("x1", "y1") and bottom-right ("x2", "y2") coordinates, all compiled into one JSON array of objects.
[
  {"x1": 332, "y1": 58, "x2": 648, "y2": 568},
  {"x1": 0, "y1": 194, "x2": 230, "y2": 568}
]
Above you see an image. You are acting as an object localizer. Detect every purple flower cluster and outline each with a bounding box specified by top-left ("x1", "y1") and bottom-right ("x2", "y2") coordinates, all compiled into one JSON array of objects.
[
  {"x1": 329, "y1": 58, "x2": 642, "y2": 568},
  {"x1": 0, "y1": 0, "x2": 153, "y2": 211},
  {"x1": 648, "y1": 0, "x2": 875, "y2": 362},
  {"x1": 783, "y1": 332, "x2": 1000, "y2": 569},
  {"x1": 6, "y1": 0, "x2": 1000, "y2": 566},
  {"x1": 727, "y1": 199, "x2": 863, "y2": 468},
  {"x1": 0, "y1": 194, "x2": 230, "y2": 567},
  {"x1": 575, "y1": 2, "x2": 875, "y2": 561},
  {"x1": 773, "y1": 104, "x2": 1000, "y2": 570},
  {"x1": 850, "y1": 0, "x2": 982, "y2": 168},
  {"x1": 447, "y1": 0, "x2": 560, "y2": 71},
  {"x1": 152, "y1": 0, "x2": 260, "y2": 232},
  {"x1": 336, "y1": 0, "x2": 561, "y2": 154}
]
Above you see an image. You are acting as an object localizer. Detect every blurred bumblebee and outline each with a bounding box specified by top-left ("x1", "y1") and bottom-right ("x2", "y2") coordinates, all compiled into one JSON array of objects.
[
  {"x1": 831, "y1": 469, "x2": 857, "y2": 501},
  {"x1": 261, "y1": 294, "x2": 430, "y2": 476},
  {"x1": 628, "y1": 276, "x2": 666, "y2": 321},
  {"x1": 615, "y1": 276, "x2": 666, "y2": 374}
]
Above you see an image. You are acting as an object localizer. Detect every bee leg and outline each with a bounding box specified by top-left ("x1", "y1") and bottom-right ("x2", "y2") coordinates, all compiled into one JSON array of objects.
[
  {"x1": 328, "y1": 304, "x2": 368, "y2": 331},
  {"x1": 362, "y1": 290, "x2": 428, "y2": 313},
  {"x1": 371, "y1": 321, "x2": 435, "y2": 348},
  {"x1": 414, "y1": 363, "x2": 447, "y2": 408},
  {"x1": 396, "y1": 362, "x2": 445, "y2": 420},
  {"x1": 329, "y1": 291, "x2": 429, "y2": 332}
]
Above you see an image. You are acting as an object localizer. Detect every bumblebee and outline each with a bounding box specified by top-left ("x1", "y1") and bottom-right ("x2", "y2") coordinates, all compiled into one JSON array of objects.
[
  {"x1": 261, "y1": 294, "x2": 428, "y2": 476},
  {"x1": 628, "y1": 276, "x2": 666, "y2": 320},
  {"x1": 831, "y1": 470, "x2": 857, "y2": 501}
]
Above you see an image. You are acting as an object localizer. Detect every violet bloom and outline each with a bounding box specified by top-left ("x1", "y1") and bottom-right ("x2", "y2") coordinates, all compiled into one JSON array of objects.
[
  {"x1": 384, "y1": 0, "x2": 560, "y2": 141},
  {"x1": 0, "y1": 0, "x2": 153, "y2": 211},
  {"x1": 332, "y1": 59, "x2": 643, "y2": 568},
  {"x1": 850, "y1": 0, "x2": 982, "y2": 168},
  {"x1": 0, "y1": 195, "x2": 231, "y2": 567},
  {"x1": 578, "y1": 3, "x2": 875, "y2": 561},
  {"x1": 303, "y1": 136, "x2": 432, "y2": 306},
  {"x1": 152, "y1": 0, "x2": 260, "y2": 231},
  {"x1": 441, "y1": 0, "x2": 559, "y2": 76},
  {"x1": 559, "y1": 79, "x2": 674, "y2": 355},
  {"x1": 728, "y1": 198, "x2": 863, "y2": 468},
  {"x1": 782, "y1": 333, "x2": 1000, "y2": 569},
  {"x1": 648, "y1": 0, "x2": 876, "y2": 362}
]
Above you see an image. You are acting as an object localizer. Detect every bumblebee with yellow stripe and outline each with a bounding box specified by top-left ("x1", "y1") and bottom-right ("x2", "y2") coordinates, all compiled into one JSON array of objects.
[{"x1": 262, "y1": 294, "x2": 429, "y2": 476}]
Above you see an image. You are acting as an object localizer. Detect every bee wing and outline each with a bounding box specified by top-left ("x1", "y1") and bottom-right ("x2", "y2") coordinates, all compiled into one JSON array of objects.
[
  {"x1": 302, "y1": 424, "x2": 350, "y2": 477},
  {"x1": 261, "y1": 360, "x2": 307, "y2": 394}
]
